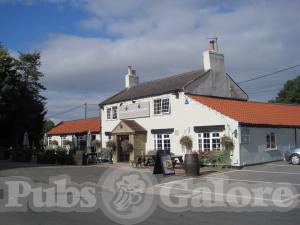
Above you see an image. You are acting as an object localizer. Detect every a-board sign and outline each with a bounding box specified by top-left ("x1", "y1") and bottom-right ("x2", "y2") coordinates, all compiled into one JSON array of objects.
[{"x1": 153, "y1": 150, "x2": 175, "y2": 175}]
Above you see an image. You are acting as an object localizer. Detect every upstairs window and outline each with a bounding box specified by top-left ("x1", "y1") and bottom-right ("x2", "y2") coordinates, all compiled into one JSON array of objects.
[
  {"x1": 106, "y1": 106, "x2": 118, "y2": 120},
  {"x1": 154, "y1": 98, "x2": 170, "y2": 115},
  {"x1": 112, "y1": 106, "x2": 118, "y2": 119},
  {"x1": 266, "y1": 132, "x2": 276, "y2": 150},
  {"x1": 107, "y1": 108, "x2": 111, "y2": 119}
]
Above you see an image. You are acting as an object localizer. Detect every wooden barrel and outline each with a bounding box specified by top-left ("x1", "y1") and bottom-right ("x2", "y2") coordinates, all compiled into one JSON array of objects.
[{"x1": 184, "y1": 154, "x2": 200, "y2": 176}]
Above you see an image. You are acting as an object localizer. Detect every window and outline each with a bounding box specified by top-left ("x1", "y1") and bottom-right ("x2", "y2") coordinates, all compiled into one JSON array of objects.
[
  {"x1": 154, "y1": 134, "x2": 171, "y2": 151},
  {"x1": 162, "y1": 98, "x2": 170, "y2": 113},
  {"x1": 61, "y1": 136, "x2": 67, "y2": 147},
  {"x1": 154, "y1": 98, "x2": 170, "y2": 115},
  {"x1": 106, "y1": 106, "x2": 118, "y2": 120},
  {"x1": 112, "y1": 106, "x2": 118, "y2": 119},
  {"x1": 198, "y1": 132, "x2": 221, "y2": 151},
  {"x1": 154, "y1": 99, "x2": 162, "y2": 115},
  {"x1": 107, "y1": 108, "x2": 111, "y2": 119},
  {"x1": 48, "y1": 137, "x2": 52, "y2": 146},
  {"x1": 266, "y1": 132, "x2": 276, "y2": 150},
  {"x1": 212, "y1": 133, "x2": 221, "y2": 151}
]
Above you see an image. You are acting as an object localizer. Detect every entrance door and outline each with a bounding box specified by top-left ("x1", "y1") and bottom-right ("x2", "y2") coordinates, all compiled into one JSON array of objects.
[{"x1": 117, "y1": 135, "x2": 130, "y2": 162}]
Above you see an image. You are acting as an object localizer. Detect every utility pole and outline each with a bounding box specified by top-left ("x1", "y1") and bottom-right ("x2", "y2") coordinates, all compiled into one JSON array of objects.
[{"x1": 84, "y1": 102, "x2": 87, "y2": 119}]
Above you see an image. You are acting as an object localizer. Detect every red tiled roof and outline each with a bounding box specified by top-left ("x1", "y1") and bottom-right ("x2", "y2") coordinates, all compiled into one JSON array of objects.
[
  {"x1": 47, "y1": 117, "x2": 100, "y2": 135},
  {"x1": 188, "y1": 95, "x2": 300, "y2": 127}
]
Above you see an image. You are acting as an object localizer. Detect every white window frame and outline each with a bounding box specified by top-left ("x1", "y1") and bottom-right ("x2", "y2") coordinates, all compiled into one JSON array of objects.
[
  {"x1": 153, "y1": 134, "x2": 171, "y2": 151},
  {"x1": 153, "y1": 97, "x2": 170, "y2": 115},
  {"x1": 106, "y1": 107, "x2": 111, "y2": 120},
  {"x1": 198, "y1": 132, "x2": 222, "y2": 151},
  {"x1": 61, "y1": 136, "x2": 68, "y2": 147},
  {"x1": 266, "y1": 132, "x2": 277, "y2": 150},
  {"x1": 48, "y1": 137, "x2": 52, "y2": 146},
  {"x1": 106, "y1": 106, "x2": 118, "y2": 120}
]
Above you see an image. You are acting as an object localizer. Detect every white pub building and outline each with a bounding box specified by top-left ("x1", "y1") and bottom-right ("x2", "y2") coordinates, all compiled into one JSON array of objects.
[{"x1": 99, "y1": 41, "x2": 300, "y2": 166}]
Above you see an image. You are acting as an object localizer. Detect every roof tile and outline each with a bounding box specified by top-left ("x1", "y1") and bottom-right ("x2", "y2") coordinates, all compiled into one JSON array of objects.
[
  {"x1": 47, "y1": 117, "x2": 100, "y2": 135},
  {"x1": 188, "y1": 95, "x2": 300, "y2": 127}
]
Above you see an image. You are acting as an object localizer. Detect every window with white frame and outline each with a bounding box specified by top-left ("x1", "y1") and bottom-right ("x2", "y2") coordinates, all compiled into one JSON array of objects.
[
  {"x1": 61, "y1": 136, "x2": 68, "y2": 147},
  {"x1": 154, "y1": 134, "x2": 171, "y2": 150},
  {"x1": 107, "y1": 108, "x2": 111, "y2": 119},
  {"x1": 106, "y1": 106, "x2": 118, "y2": 120},
  {"x1": 112, "y1": 106, "x2": 118, "y2": 119},
  {"x1": 266, "y1": 132, "x2": 276, "y2": 150},
  {"x1": 154, "y1": 98, "x2": 170, "y2": 115},
  {"x1": 48, "y1": 137, "x2": 52, "y2": 146},
  {"x1": 198, "y1": 132, "x2": 221, "y2": 151}
]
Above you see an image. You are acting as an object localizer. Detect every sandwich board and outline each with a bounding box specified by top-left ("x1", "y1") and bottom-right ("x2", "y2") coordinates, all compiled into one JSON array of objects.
[{"x1": 153, "y1": 150, "x2": 175, "y2": 175}]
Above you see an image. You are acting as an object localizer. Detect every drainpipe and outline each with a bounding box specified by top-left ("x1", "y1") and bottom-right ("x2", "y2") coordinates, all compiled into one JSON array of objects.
[{"x1": 295, "y1": 128, "x2": 298, "y2": 147}]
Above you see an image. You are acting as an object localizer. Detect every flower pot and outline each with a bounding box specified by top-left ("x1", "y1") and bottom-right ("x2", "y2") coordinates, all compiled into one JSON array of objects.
[{"x1": 184, "y1": 154, "x2": 200, "y2": 176}]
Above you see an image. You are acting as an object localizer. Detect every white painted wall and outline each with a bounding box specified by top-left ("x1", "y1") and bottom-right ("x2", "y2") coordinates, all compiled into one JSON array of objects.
[
  {"x1": 101, "y1": 92, "x2": 240, "y2": 165},
  {"x1": 240, "y1": 127, "x2": 298, "y2": 165}
]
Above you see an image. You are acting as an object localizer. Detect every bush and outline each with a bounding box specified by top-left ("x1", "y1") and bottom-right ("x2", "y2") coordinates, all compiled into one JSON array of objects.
[
  {"x1": 12, "y1": 148, "x2": 32, "y2": 162},
  {"x1": 37, "y1": 150, "x2": 56, "y2": 164},
  {"x1": 199, "y1": 150, "x2": 231, "y2": 168},
  {"x1": 0, "y1": 148, "x2": 10, "y2": 160},
  {"x1": 56, "y1": 150, "x2": 67, "y2": 164}
]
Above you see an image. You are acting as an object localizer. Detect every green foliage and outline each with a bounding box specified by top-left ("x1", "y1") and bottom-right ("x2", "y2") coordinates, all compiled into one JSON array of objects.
[
  {"x1": 220, "y1": 135, "x2": 234, "y2": 151},
  {"x1": 270, "y1": 76, "x2": 300, "y2": 105},
  {"x1": 180, "y1": 136, "x2": 193, "y2": 153},
  {"x1": 199, "y1": 150, "x2": 231, "y2": 168},
  {"x1": 51, "y1": 140, "x2": 58, "y2": 146},
  {"x1": 44, "y1": 120, "x2": 55, "y2": 133},
  {"x1": 121, "y1": 140, "x2": 133, "y2": 152},
  {"x1": 106, "y1": 140, "x2": 116, "y2": 153},
  {"x1": 0, "y1": 43, "x2": 46, "y2": 148}
]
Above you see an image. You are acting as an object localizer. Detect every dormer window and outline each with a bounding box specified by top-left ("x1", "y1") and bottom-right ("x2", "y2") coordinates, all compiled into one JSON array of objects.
[{"x1": 154, "y1": 98, "x2": 170, "y2": 115}]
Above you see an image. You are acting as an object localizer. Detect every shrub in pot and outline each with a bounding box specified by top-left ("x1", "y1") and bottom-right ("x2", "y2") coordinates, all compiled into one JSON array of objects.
[
  {"x1": 106, "y1": 140, "x2": 116, "y2": 163},
  {"x1": 180, "y1": 136, "x2": 199, "y2": 176}
]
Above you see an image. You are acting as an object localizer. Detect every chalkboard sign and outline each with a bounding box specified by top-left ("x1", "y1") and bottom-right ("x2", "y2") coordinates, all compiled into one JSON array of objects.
[{"x1": 153, "y1": 150, "x2": 175, "y2": 175}]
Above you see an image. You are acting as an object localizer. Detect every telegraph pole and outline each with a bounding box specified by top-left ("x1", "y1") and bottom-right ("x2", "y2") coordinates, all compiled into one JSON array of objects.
[{"x1": 84, "y1": 102, "x2": 87, "y2": 119}]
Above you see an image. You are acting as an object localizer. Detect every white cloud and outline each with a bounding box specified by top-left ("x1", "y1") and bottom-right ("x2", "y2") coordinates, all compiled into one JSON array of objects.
[{"x1": 28, "y1": 0, "x2": 300, "y2": 120}]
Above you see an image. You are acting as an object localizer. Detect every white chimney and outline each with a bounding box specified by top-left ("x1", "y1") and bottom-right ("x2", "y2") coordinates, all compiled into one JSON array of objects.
[
  {"x1": 202, "y1": 40, "x2": 225, "y2": 74},
  {"x1": 125, "y1": 66, "x2": 139, "y2": 88}
]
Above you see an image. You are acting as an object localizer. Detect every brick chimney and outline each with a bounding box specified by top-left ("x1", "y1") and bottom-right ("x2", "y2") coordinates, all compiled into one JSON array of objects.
[
  {"x1": 202, "y1": 40, "x2": 225, "y2": 74},
  {"x1": 125, "y1": 66, "x2": 139, "y2": 88}
]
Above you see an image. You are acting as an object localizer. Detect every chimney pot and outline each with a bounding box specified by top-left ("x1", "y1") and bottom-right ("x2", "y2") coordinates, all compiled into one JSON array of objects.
[
  {"x1": 209, "y1": 40, "x2": 215, "y2": 51},
  {"x1": 128, "y1": 66, "x2": 132, "y2": 75}
]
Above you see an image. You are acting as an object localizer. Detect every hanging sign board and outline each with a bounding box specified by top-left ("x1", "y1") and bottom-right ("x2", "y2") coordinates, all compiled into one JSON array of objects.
[{"x1": 153, "y1": 150, "x2": 175, "y2": 175}]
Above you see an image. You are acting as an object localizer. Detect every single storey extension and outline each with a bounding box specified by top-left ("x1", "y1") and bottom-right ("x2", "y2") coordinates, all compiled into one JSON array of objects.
[{"x1": 47, "y1": 117, "x2": 101, "y2": 151}]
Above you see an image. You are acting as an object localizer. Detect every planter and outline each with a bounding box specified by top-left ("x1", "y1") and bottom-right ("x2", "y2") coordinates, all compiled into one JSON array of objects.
[{"x1": 184, "y1": 154, "x2": 200, "y2": 176}]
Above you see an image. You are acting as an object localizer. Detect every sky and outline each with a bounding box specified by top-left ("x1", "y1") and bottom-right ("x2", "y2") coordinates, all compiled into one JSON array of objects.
[{"x1": 1, "y1": 0, "x2": 300, "y2": 123}]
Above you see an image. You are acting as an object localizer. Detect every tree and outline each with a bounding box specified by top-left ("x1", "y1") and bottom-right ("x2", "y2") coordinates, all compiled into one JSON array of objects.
[
  {"x1": 0, "y1": 43, "x2": 46, "y2": 148},
  {"x1": 270, "y1": 76, "x2": 300, "y2": 105},
  {"x1": 44, "y1": 120, "x2": 55, "y2": 133}
]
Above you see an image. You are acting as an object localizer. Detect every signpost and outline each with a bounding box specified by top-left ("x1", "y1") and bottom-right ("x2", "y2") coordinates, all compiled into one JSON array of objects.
[{"x1": 153, "y1": 150, "x2": 175, "y2": 175}]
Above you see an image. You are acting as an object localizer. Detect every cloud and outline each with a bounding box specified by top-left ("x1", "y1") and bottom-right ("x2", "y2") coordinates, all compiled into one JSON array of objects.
[{"x1": 25, "y1": 0, "x2": 300, "y2": 120}]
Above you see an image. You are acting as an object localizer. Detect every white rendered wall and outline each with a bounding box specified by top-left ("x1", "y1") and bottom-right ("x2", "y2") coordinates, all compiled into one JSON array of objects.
[{"x1": 101, "y1": 92, "x2": 240, "y2": 166}]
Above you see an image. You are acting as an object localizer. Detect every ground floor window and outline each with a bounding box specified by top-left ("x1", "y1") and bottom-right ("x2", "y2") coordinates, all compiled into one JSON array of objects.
[
  {"x1": 266, "y1": 132, "x2": 276, "y2": 150},
  {"x1": 154, "y1": 134, "x2": 171, "y2": 151},
  {"x1": 198, "y1": 132, "x2": 221, "y2": 151}
]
